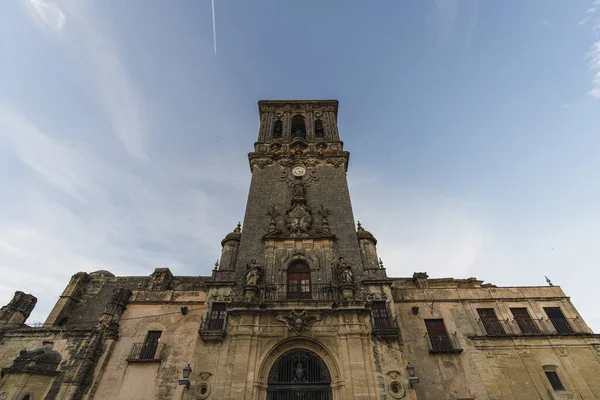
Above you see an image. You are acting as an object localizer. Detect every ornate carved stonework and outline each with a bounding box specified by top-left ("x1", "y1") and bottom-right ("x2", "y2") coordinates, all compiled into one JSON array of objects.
[
  {"x1": 286, "y1": 202, "x2": 312, "y2": 236},
  {"x1": 250, "y1": 157, "x2": 273, "y2": 170},
  {"x1": 277, "y1": 310, "x2": 319, "y2": 334}
]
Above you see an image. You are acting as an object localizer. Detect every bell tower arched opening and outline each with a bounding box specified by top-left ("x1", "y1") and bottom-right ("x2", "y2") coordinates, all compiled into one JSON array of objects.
[
  {"x1": 267, "y1": 349, "x2": 332, "y2": 400},
  {"x1": 291, "y1": 115, "x2": 306, "y2": 139}
]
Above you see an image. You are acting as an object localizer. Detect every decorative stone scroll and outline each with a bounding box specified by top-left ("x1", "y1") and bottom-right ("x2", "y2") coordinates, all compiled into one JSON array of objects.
[{"x1": 277, "y1": 310, "x2": 320, "y2": 334}]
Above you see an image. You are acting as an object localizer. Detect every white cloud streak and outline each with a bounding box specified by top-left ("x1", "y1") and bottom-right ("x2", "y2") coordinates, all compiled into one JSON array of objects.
[
  {"x1": 0, "y1": 106, "x2": 248, "y2": 323},
  {"x1": 582, "y1": 0, "x2": 600, "y2": 97},
  {"x1": 25, "y1": 0, "x2": 66, "y2": 33},
  {"x1": 23, "y1": 0, "x2": 148, "y2": 158}
]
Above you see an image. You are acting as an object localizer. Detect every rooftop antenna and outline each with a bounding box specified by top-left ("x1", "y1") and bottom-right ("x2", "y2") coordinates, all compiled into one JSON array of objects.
[{"x1": 211, "y1": 0, "x2": 217, "y2": 53}]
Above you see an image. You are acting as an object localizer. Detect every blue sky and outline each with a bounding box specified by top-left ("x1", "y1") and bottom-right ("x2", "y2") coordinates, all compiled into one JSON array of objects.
[{"x1": 1, "y1": 0, "x2": 600, "y2": 330}]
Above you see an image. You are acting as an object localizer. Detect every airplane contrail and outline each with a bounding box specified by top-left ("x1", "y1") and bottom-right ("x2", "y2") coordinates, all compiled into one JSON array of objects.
[{"x1": 211, "y1": 0, "x2": 217, "y2": 53}]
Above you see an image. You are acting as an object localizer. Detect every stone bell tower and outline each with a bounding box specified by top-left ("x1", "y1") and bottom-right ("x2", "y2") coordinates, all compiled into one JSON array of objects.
[{"x1": 214, "y1": 100, "x2": 386, "y2": 298}]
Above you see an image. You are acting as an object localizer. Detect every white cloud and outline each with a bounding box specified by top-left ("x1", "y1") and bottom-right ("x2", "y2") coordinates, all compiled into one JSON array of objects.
[
  {"x1": 587, "y1": 40, "x2": 600, "y2": 98},
  {"x1": 0, "y1": 106, "x2": 248, "y2": 323},
  {"x1": 25, "y1": 0, "x2": 66, "y2": 33},
  {"x1": 433, "y1": 0, "x2": 480, "y2": 47},
  {"x1": 582, "y1": 0, "x2": 600, "y2": 97},
  {"x1": 23, "y1": 0, "x2": 148, "y2": 159},
  {"x1": 434, "y1": 0, "x2": 461, "y2": 44},
  {"x1": 0, "y1": 108, "x2": 93, "y2": 202},
  {"x1": 349, "y1": 170, "x2": 486, "y2": 279}
]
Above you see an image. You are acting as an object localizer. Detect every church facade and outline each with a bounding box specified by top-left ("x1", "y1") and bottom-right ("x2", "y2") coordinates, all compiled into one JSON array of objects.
[{"x1": 1, "y1": 100, "x2": 600, "y2": 400}]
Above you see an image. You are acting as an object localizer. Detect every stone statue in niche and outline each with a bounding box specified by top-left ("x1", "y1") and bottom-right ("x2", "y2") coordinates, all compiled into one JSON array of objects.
[
  {"x1": 245, "y1": 259, "x2": 262, "y2": 286},
  {"x1": 336, "y1": 257, "x2": 353, "y2": 284}
]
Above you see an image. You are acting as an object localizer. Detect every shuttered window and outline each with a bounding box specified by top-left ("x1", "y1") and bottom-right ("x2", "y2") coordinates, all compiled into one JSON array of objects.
[
  {"x1": 140, "y1": 331, "x2": 161, "y2": 360},
  {"x1": 425, "y1": 319, "x2": 452, "y2": 352},
  {"x1": 477, "y1": 308, "x2": 505, "y2": 336},
  {"x1": 510, "y1": 308, "x2": 540, "y2": 334}
]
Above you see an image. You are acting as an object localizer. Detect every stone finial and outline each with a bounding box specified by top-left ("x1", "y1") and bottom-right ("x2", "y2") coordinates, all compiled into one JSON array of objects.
[
  {"x1": 148, "y1": 268, "x2": 174, "y2": 291},
  {"x1": 221, "y1": 222, "x2": 243, "y2": 246},
  {"x1": 379, "y1": 258, "x2": 384, "y2": 268},
  {"x1": 0, "y1": 291, "x2": 37, "y2": 326},
  {"x1": 356, "y1": 221, "x2": 377, "y2": 245},
  {"x1": 545, "y1": 276, "x2": 554, "y2": 287},
  {"x1": 413, "y1": 272, "x2": 429, "y2": 289}
]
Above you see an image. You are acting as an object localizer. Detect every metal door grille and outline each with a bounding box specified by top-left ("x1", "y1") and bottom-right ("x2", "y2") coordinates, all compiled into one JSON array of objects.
[{"x1": 267, "y1": 350, "x2": 332, "y2": 400}]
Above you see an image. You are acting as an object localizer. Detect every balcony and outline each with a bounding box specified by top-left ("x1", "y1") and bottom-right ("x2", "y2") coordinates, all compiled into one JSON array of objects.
[
  {"x1": 259, "y1": 283, "x2": 340, "y2": 303},
  {"x1": 371, "y1": 315, "x2": 401, "y2": 341},
  {"x1": 198, "y1": 315, "x2": 227, "y2": 343},
  {"x1": 126, "y1": 342, "x2": 164, "y2": 363},
  {"x1": 426, "y1": 332, "x2": 463, "y2": 354},
  {"x1": 474, "y1": 317, "x2": 591, "y2": 338}
]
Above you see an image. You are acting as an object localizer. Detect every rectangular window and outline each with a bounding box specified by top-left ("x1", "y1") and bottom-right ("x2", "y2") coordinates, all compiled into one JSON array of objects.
[
  {"x1": 300, "y1": 279, "x2": 310, "y2": 293},
  {"x1": 288, "y1": 280, "x2": 299, "y2": 293},
  {"x1": 139, "y1": 330, "x2": 161, "y2": 360},
  {"x1": 477, "y1": 308, "x2": 506, "y2": 336},
  {"x1": 372, "y1": 301, "x2": 393, "y2": 329},
  {"x1": 510, "y1": 308, "x2": 540, "y2": 334},
  {"x1": 425, "y1": 319, "x2": 453, "y2": 352},
  {"x1": 545, "y1": 371, "x2": 565, "y2": 391},
  {"x1": 544, "y1": 307, "x2": 574, "y2": 334},
  {"x1": 207, "y1": 303, "x2": 226, "y2": 330}
]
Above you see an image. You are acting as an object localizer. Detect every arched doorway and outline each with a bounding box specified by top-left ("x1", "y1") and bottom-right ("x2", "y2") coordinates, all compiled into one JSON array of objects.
[{"x1": 267, "y1": 349, "x2": 332, "y2": 400}]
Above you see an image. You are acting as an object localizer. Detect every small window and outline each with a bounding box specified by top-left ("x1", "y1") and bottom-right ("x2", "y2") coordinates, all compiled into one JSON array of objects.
[
  {"x1": 510, "y1": 308, "x2": 540, "y2": 334},
  {"x1": 545, "y1": 371, "x2": 565, "y2": 391},
  {"x1": 425, "y1": 319, "x2": 453, "y2": 352},
  {"x1": 314, "y1": 119, "x2": 324, "y2": 138},
  {"x1": 371, "y1": 301, "x2": 393, "y2": 329},
  {"x1": 22, "y1": 395, "x2": 31, "y2": 400},
  {"x1": 477, "y1": 308, "x2": 506, "y2": 336},
  {"x1": 544, "y1": 307, "x2": 574, "y2": 334},
  {"x1": 273, "y1": 120, "x2": 283, "y2": 139},
  {"x1": 291, "y1": 115, "x2": 306, "y2": 139},
  {"x1": 207, "y1": 303, "x2": 227, "y2": 330},
  {"x1": 139, "y1": 331, "x2": 161, "y2": 360}
]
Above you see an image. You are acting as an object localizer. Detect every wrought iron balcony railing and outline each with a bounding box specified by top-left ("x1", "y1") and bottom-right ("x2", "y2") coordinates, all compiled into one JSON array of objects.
[
  {"x1": 259, "y1": 283, "x2": 340, "y2": 303},
  {"x1": 475, "y1": 317, "x2": 591, "y2": 337},
  {"x1": 371, "y1": 314, "x2": 401, "y2": 341},
  {"x1": 126, "y1": 342, "x2": 165, "y2": 362},
  {"x1": 425, "y1": 332, "x2": 463, "y2": 354},
  {"x1": 198, "y1": 315, "x2": 227, "y2": 343}
]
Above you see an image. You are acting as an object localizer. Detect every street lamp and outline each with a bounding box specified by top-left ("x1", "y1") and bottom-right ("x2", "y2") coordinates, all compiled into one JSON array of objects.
[
  {"x1": 406, "y1": 362, "x2": 419, "y2": 388},
  {"x1": 179, "y1": 364, "x2": 193, "y2": 388}
]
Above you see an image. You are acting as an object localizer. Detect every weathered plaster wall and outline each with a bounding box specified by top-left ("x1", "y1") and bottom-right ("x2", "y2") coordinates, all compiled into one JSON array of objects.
[{"x1": 393, "y1": 280, "x2": 600, "y2": 400}]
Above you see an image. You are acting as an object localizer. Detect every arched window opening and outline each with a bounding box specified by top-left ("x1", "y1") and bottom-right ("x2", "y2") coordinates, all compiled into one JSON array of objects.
[
  {"x1": 291, "y1": 115, "x2": 306, "y2": 139},
  {"x1": 287, "y1": 262, "x2": 311, "y2": 300},
  {"x1": 22, "y1": 396, "x2": 31, "y2": 400},
  {"x1": 314, "y1": 119, "x2": 324, "y2": 138},
  {"x1": 273, "y1": 120, "x2": 283, "y2": 139},
  {"x1": 267, "y1": 349, "x2": 332, "y2": 400}
]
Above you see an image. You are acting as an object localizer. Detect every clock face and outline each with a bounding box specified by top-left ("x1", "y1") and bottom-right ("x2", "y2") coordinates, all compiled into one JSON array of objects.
[{"x1": 292, "y1": 165, "x2": 306, "y2": 177}]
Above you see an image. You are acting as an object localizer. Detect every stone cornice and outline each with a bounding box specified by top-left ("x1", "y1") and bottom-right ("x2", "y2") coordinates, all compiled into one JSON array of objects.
[{"x1": 258, "y1": 100, "x2": 339, "y2": 115}]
